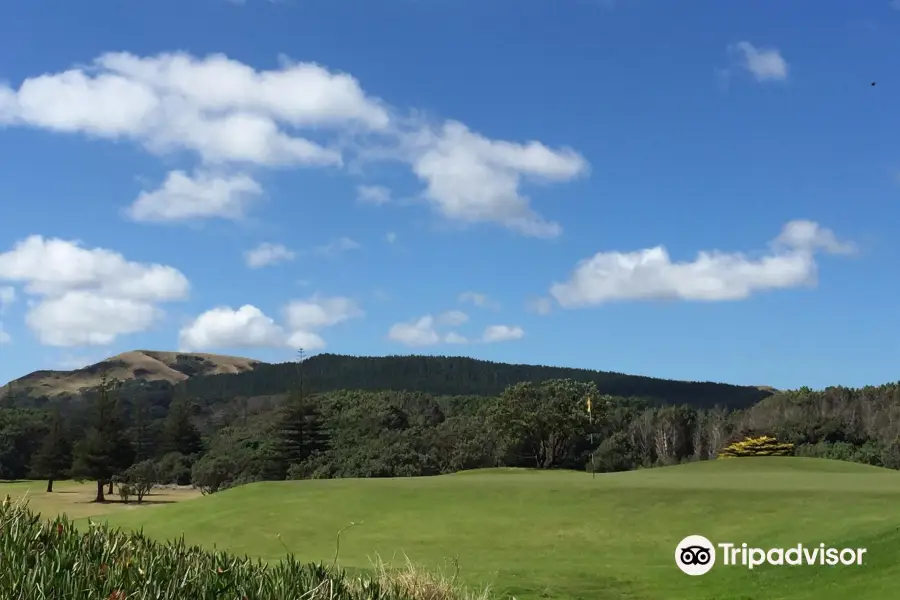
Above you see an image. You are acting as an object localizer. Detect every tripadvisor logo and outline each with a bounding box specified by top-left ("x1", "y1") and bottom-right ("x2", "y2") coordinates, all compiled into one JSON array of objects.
[{"x1": 674, "y1": 535, "x2": 867, "y2": 576}]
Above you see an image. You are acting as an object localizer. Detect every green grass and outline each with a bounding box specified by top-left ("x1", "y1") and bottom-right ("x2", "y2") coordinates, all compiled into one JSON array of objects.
[{"x1": 5, "y1": 457, "x2": 900, "y2": 600}]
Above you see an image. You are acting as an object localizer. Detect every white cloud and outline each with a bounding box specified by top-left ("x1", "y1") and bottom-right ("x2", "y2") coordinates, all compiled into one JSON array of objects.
[
  {"x1": 405, "y1": 121, "x2": 588, "y2": 238},
  {"x1": 387, "y1": 310, "x2": 474, "y2": 347},
  {"x1": 0, "y1": 52, "x2": 387, "y2": 168},
  {"x1": 550, "y1": 220, "x2": 853, "y2": 308},
  {"x1": 385, "y1": 232, "x2": 397, "y2": 244},
  {"x1": 526, "y1": 297, "x2": 553, "y2": 315},
  {"x1": 283, "y1": 295, "x2": 363, "y2": 330},
  {"x1": 0, "y1": 330, "x2": 9, "y2": 345},
  {"x1": 437, "y1": 309, "x2": 469, "y2": 327},
  {"x1": 179, "y1": 304, "x2": 288, "y2": 350},
  {"x1": 244, "y1": 242, "x2": 296, "y2": 268},
  {"x1": 482, "y1": 325, "x2": 525, "y2": 343},
  {"x1": 128, "y1": 170, "x2": 263, "y2": 222},
  {"x1": 0, "y1": 236, "x2": 189, "y2": 346},
  {"x1": 388, "y1": 315, "x2": 441, "y2": 347},
  {"x1": 315, "y1": 237, "x2": 361, "y2": 256},
  {"x1": 2, "y1": 52, "x2": 589, "y2": 238},
  {"x1": 459, "y1": 291, "x2": 499, "y2": 309},
  {"x1": 444, "y1": 332, "x2": 468, "y2": 344},
  {"x1": 730, "y1": 42, "x2": 789, "y2": 82},
  {"x1": 357, "y1": 185, "x2": 391, "y2": 205},
  {"x1": 180, "y1": 295, "x2": 361, "y2": 352},
  {"x1": 27, "y1": 291, "x2": 160, "y2": 346}
]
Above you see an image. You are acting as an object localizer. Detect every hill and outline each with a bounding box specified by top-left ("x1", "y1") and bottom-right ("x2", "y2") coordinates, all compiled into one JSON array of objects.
[
  {"x1": 0, "y1": 350, "x2": 262, "y2": 399},
  {"x1": 2, "y1": 351, "x2": 773, "y2": 410},
  {"x1": 46, "y1": 457, "x2": 900, "y2": 600}
]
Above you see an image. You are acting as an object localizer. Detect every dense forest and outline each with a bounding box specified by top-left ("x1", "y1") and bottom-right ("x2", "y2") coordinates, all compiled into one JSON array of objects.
[{"x1": 1, "y1": 353, "x2": 897, "y2": 500}]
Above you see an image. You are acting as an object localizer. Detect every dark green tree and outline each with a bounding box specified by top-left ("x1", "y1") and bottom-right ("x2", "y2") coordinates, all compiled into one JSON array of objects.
[
  {"x1": 72, "y1": 376, "x2": 135, "y2": 502},
  {"x1": 273, "y1": 392, "x2": 328, "y2": 479},
  {"x1": 30, "y1": 409, "x2": 72, "y2": 492},
  {"x1": 162, "y1": 392, "x2": 203, "y2": 457},
  {"x1": 489, "y1": 379, "x2": 600, "y2": 469}
]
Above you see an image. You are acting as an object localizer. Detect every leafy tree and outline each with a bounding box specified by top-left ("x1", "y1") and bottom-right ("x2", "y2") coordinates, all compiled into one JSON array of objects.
[
  {"x1": 155, "y1": 451, "x2": 193, "y2": 485},
  {"x1": 30, "y1": 409, "x2": 72, "y2": 492},
  {"x1": 191, "y1": 453, "x2": 238, "y2": 495},
  {"x1": 71, "y1": 376, "x2": 135, "y2": 502},
  {"x1": 124, "y1": 459, "x2": 158, "y2": 503},
  {"x1": 489, "y1": 379, "x2": 600, "y2": 469}
]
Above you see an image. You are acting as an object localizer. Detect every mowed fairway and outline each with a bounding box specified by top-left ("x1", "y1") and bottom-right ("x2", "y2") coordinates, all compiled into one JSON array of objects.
[{"x1": 6, "y1": 458, "x2": 900, "y2": 600}]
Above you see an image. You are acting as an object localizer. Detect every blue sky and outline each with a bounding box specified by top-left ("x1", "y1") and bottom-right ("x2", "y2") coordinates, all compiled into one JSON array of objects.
[{"x1": 0, "y1": 0, "x2": 899, "y2": 390}]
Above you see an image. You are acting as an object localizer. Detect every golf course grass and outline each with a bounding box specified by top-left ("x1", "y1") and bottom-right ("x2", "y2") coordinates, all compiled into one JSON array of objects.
[{"x1": 3, "y1": 457, "x2": 899, "y2": 599}]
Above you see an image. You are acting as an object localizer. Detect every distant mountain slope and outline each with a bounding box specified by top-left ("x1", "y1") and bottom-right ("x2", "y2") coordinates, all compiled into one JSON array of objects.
[
  {"x1": 181, "y1": 353, "x2": 774, "y2": 409},
  {"x1": 0, "y1": 350, "x2": 262, "y2": 399},
  {"x1": 1, "y1": 351, "x2": 773, "y2": 410}
]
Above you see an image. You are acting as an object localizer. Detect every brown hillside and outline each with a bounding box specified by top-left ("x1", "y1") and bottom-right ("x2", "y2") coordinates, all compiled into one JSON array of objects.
[{"x1": 0, "y1": 350, "x2": 264, "y2": 399}]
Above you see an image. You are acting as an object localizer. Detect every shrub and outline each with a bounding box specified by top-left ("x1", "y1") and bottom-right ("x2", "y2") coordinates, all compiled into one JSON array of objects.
[
  {"x1": 117, "y1": 483, "x2": 132, "y2": 503},
  {"x1": 718, "y1": 435, "x2": 794, "y2": 458},
  {"x1": 0, "y1": 496, "x2": 490, "y2": 600},
  {"x1": 124, "y1": 460, "x2": 158, "y2": 503}
]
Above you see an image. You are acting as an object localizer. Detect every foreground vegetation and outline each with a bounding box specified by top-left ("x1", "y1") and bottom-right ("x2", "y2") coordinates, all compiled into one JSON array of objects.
[
  {"x1": 0, "y1": 496, "x2": 488, "y2": 600},
  {"x1": 4, "y1": 458, "x2": 899, "y2": 599}
]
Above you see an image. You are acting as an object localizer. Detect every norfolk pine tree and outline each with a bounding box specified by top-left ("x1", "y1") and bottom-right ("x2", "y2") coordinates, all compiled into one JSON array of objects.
[
  {"x1": 72, "y1": 375, "x2": 135, "y2": 502},
  {"x1": 162, "y1": 389, "x2": 203, "y2": 457},
  {"x1": 30, "y1": 409, "x2": 72, "y2": 493}
]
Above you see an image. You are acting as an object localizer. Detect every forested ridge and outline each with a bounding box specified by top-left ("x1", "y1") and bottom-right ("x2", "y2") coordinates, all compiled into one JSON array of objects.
[
  {"x1": 3, "y1": 352, "x2": 774, "y2": 410},
  {"x1": 4, "y1": 352, "x2": 899, "y2": 501}
]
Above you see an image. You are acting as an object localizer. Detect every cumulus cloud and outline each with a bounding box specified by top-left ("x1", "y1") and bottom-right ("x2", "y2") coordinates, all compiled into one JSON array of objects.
[
  {"x1": 314, "y1": 237, "x2": 361, "y2": 256},
  {"x1": 0, "y1": 52, "x2": 386, "y2": 168},
  {"x1": 405, "y1": 121, "x2": 588, "y2": 238},
  {"x1": 180, "y1": 295, "x2": 362, "y2": 352},
  {"x1": 0, "y1": 236, "x2": 189, "y2": 346},
  {"x1": 388, "y1": 311, "x2": 523, "y2": 346},
  {"x1": 2, "y1": 51, "x2": 588, "y2": 235},
  {"x1": 729, "y1": 41, "x2": 789, "y2": 82},
  {"x1": 550, "y1": 220, "x2": 853, "y2": 308},
  {"x1": 128, "y1": 170, "x2": 263, "y2": 222},
  {"x1": 357, "y1": 185, "x2": 391, "y2": 205},
  {"x1": 283, "y1": 295, "x2": 363, "y2": 331},
  {"x1": 387, "y1": 315, "x2": 442, "y2": 347},
  {"x1": 444, "y1": 331, "x2": 469, "y2": 344},
  {"x1": 482, "y1": 325, "x2": 525, "y2": 343},
  {"x1": 244, "y1": 242, "x2": 296, "y2": 268},
  {"x1": 179, "y1": 305, "x2": 287, "y2": 350}
]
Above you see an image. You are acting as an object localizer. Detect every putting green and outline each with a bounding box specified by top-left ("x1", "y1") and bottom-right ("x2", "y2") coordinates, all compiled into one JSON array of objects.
[{"x1": 8, "y1": 458, "x2": 900, "y2": 599}]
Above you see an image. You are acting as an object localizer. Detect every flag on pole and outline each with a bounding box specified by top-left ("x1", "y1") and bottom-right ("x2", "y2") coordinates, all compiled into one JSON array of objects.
[{"x1": 586, "y1": 396, "x2": 592, "y2": 415}]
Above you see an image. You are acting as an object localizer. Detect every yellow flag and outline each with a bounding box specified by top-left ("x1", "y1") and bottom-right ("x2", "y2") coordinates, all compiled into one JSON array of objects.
[{"x1": 586, "y1": 396, "x2": 592, "y2": 414}]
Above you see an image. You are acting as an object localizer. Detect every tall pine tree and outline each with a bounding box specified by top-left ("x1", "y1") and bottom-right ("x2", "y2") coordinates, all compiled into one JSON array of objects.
[
  {"x1": 30, "y1": 409, "x2": 72, "y2": 493},
  {"x1": 274, "y1": 349, "x2": 328, "y2": 478},
  {"x1": 72, "y1": 375, "x2": 135, "y2": 502},
  {"x1": 162, "y1": 389, "x2": 203, "y2": 457}
]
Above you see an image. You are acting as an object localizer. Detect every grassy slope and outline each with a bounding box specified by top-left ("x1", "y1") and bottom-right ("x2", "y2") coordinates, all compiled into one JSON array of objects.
[{"x1": 4, "y1": 458, "x2": 899, "y2": 599}]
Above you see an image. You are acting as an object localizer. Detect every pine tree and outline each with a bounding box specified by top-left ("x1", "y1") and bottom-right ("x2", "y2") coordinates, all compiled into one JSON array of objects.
[
  {"x1": 30, "y1": 409, "x2": 72, "y2": 493},
  {"x1": 72, "y1": 375, "x2": 135, "y2": 502},
  {"x1": 131, "y1": 397, "x2": 157, "y2": 461},
  {"x1": 162, "y1": 391, "x2": 203, "y2": 457},
  {"x1": 274, "y1": 393, "x2": 328, "y2": 478}
]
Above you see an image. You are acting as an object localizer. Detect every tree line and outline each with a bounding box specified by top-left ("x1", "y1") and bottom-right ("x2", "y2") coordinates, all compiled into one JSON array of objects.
[{"x1": 4, "y1": 367, "x2": 900, "y2": 499}]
